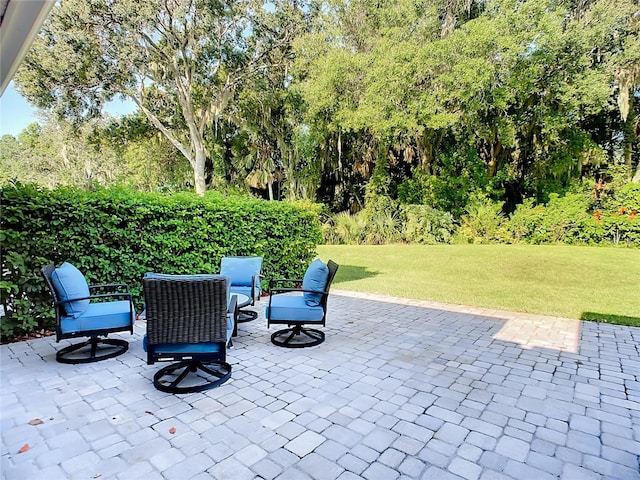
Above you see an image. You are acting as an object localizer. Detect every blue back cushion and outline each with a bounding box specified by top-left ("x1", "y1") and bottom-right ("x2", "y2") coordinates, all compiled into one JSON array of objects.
[
  {"x1": 50, "y1": 262, "x2": 90, "y2": 318},
  {"x1": 220, "y1": 257, "x2": 263, "y2": 287},
  {"x1": 302, "y1": 259, "x2": 329, "y2": 306}
]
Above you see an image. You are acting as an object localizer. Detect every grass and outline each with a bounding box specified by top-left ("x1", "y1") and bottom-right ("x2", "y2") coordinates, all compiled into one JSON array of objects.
[{"x1": 317, "y1": 244, "x2": 640, "y2": 326}]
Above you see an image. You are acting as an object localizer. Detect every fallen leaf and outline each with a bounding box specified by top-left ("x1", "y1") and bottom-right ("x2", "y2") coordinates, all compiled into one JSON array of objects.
[
  {"x1": 18, "y1": 444, "x2": 30, "y2": 453},
  {"x1": 169, "y1": 427, "x2": 176, "y2": 434},
  {"x1": 145, "y1": 410, "x2": 154, "y2": 415},
  {"x1": 29, "y1": 419, "x2": 43, "y2": 426}
]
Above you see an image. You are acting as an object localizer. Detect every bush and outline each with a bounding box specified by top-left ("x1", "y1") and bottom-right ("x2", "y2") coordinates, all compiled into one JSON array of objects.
[
  {"x1": 504, "y1": 189, "x2": 639, "y2": 246},
  {"x1": 401, "y1": 205, "x2": 455, "y2": 244},
  {"x1": 457, "y1": 198, "x2": 506, "y2": 244},
  {"x1": 1, "y1": 183, "x2": 322, "y2": 341},
  {"x1": 322, "y1": 211, "x2": 367, "y2": 245}
]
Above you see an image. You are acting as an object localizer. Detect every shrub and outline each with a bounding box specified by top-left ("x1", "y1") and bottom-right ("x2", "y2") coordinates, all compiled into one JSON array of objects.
[
  {"x1": 1, "y1": 183, "x2": 322, "y2": 341},
  {"x1": 401, "y1": 205, "x2": 455, "y2": 244},
  {"x1": 457, "y1": 198, "x2": 506, "y2": 244},
  {"x1": 504, "y1": 189, "x2": 639, "y2": 246}
]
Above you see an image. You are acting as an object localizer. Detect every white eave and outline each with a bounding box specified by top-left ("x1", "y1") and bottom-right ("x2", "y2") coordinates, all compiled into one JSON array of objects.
[{"x1": 0, "y1": 0, "x2": 56, "y2": 96}]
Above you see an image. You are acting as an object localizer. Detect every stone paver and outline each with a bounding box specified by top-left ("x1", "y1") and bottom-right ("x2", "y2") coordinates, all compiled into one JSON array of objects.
[{"x1": 2, "y1": 290, "x2": 639, "y2": 479}]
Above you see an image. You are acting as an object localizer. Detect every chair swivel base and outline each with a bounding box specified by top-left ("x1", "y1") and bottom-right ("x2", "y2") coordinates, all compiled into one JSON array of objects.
[
  {"x1": 153, "y1": 361, "x2": 231, "y2": 394},
  {"x1": 237, "y1": 309, "x2": 258, "y2": 323},
  {"x1": 56, "y1": 338, "x2": 128, "y2": 364},
  {"x1": 271, "y1": 325, "x2": 325, "y2": 348}
]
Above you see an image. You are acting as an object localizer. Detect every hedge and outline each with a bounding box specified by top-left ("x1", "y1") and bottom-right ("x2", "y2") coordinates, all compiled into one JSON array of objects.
[{"x1": 0, "y1": 183, "x2": 323, "y2": 341}]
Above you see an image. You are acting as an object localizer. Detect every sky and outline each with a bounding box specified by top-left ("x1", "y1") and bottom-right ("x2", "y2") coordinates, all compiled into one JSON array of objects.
[
  {"x1": 0, "y1": 83, "x2": 40, "y2": 137},
  {"x1": 0, "y1": 82, "x2": 136, "y2": 137}
]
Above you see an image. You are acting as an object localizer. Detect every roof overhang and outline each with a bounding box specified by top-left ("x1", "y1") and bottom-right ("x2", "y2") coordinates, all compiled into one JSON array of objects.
[{"x1": 0, "y1": 0, "x2": 56, "y2": 96}]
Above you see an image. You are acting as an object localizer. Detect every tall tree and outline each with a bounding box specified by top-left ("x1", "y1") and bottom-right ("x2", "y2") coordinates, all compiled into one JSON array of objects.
[
  {"x1": 16, "y1": 0, "x2": 306, "y2": 194},
  {"x1": 293, "y1": 0, "x2": 640, "y2": 209}
]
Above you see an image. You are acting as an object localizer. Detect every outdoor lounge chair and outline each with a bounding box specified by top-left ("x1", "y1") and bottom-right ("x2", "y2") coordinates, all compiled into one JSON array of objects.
[
  {"x1": 41, "y1": 262, "x2": 135, "y2": 364},
  {"x1": 220, "y1": 256, "x2": 263, "y2": 322},
  {"x1": 266, "y1": 259, "x2": 339, "y2": 348},
  {"x1": 142, "y1": 273, "x2": 237, "y2": 393}
]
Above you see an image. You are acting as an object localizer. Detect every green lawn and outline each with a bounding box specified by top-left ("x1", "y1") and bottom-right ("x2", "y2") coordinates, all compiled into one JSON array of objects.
[{"x1": 317, "y1": 244, "x2": 640, "y2": 326}]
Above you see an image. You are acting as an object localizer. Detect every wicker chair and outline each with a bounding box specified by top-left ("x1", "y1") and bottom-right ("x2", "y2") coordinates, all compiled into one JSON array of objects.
[
  {"x1": 41, "y1": 263, "x2": 134, "y2": 364},
  {"x1": 266, "y1": 260, "x2": 339, "y2": 348},
  {"x1": 142, "y1": 274, "x2": 237, "y2": 393}
]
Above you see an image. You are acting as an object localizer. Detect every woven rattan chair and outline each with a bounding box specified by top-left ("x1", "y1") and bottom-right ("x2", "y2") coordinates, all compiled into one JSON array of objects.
[
  {"x1": 266, "y1": 259, "x2": 339, "y2": 348},
  {"x1": 142, "y1": 274, "x2": 237, "y2": 393},
  {"x1": 41, "y1": 263, "x2": 134, "y2": 364}
]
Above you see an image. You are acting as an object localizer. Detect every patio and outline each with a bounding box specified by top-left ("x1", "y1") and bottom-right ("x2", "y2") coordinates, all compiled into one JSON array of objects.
[{"x1": 1, "y1": 290, "x2": 639, "y2": 480}]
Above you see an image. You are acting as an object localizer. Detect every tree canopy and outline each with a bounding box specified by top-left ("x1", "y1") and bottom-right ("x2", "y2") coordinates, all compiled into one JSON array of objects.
[
  {"x1": 9, "y1": 0, "x2": 640, "y2": 210},
  {"x1": 16, "y1": 0, "x2": 309, "y2": 194}
]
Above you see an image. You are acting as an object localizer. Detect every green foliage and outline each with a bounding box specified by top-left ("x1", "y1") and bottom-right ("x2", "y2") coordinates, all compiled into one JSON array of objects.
[
  {"x1": 457, "y1": 197, "x2": 507, "y2": 244},
  {"x1": 0, "y1": 183, "x2": 322, "y2": 341},
  {"x1": 465, "y1": 186, "x2": 640, "y2": 246},
  {"x1": 506, "y1": 193, "x2": 591, "y2": 244},
  {"x1": 293, "y1": 0, "x2": 639, "y2": 214},
  {"x1": 400, "y1": 205, "x2": 456, "y2": 244},
  {"x1": 16, "y1": 0, "x2": 312, "y2": 194},
  {"x1": 322, "y1": 211, "x2": 366, "y2": 245}
]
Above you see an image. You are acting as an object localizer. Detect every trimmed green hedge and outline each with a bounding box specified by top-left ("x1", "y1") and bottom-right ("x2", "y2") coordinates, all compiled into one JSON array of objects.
[{"x1": 1, "y1": 183, "x2": 322, "y2": 341}]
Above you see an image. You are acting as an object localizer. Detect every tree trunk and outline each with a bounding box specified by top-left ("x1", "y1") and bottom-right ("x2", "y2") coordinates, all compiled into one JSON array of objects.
[{"x1": 193, "y1": 144, "x2": 208, "y2": 195}]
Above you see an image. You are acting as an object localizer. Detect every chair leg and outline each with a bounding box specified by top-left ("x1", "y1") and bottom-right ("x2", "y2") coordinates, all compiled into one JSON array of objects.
[
  {"x1": 270, "y1": 325, "x2": 325, "y2": 348},
  {"x1": 153, "y1": 361, "x2": 232, "y2": 394},
  {"x1": 56, "y1": 337, "x2": 128, "y2": 364}
]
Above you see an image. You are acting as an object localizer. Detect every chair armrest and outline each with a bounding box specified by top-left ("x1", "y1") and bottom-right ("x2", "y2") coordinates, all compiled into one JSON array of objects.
[
  {"x1": 89, "y1": 283, "x2": 131, "y2": 293},
  {"x1": 55, "y1": 291, "x2": 132, "y2": 307},
  {"x1": 251, "y1": 274, "x2": 264, "y2": 302},
  {"x1": 269, "y1": 278, "x2": 303, "y2": 290},
  {"x1": 227, "y1": 295, "x2": 238, "y2": 316},
  {"x1": 269, "y1": 287, "x2": 326, "y2": 296}
]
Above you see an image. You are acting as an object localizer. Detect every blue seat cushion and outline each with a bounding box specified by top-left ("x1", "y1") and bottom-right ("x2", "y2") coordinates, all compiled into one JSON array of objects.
[
  {"x1": 51, "y1": 262, "x2": 90, "y2": 318},
  {"x1": 266, "y1": 294, "x2": 325, "y2": 322},
  {"x1": 60, "y1": 300, "x2": 133, "y2": 334},
  {"x1": 142, "y1": 336, "x2": 224, "y2": 355},
  {"x1": 220, "y1": 257, "x2": 262, "y2": 287},
  {"x1": 302, "y1": 259, "x2": 329, "y2": 307}
]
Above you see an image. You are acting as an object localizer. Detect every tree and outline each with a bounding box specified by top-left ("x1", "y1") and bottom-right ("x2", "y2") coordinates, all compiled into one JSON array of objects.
[
  {"x1": 16, "y1": 0, "x2": 307, "y2": 194},
  {"x1": 0, "y1": 118, "x2": 127, "y2": 188},
  {"x1": 292, "y1": 0, "x2": 640, "y2": 211}
]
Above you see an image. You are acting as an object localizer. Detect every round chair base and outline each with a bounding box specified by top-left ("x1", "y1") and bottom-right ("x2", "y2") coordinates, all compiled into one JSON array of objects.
[
  {"x1": 271, "y1": 326, "x2": 325, "y2": 348},
  {"x1": 153, "y1": 361, "x2": 232, "y2": 394},
  {"x1": 56, "y1": 338, "x2": 128, "y2": 364},
  {"x1": 237, "y1": 309, "x2": 258, "y2": 323}
]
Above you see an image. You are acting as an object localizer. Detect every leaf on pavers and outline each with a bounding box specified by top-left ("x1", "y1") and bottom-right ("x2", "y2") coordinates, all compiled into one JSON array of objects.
[
  {"x1": 92, "y1": 474, "x2": 102, "y2": 478},
  {"x1": 28, "y1": 418, "x2": 43, "y2": 426},
  {"x1": 145, "y1": 410, "x2": 154, "y2": 415},
  {"x1": 169, "y1": 427, "x2": 176, "y2": 434},
  {"x1": 18, "y1": 444, "x2": 29, "y2": 453}
]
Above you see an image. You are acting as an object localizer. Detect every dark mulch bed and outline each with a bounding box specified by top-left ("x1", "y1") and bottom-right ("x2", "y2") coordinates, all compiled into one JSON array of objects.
[{"x1": 2, "y1": 329, "x2": 56, "y2": 345}]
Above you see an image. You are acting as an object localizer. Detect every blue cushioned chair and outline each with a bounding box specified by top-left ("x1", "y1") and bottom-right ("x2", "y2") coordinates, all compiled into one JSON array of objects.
[
  {"x1": 220, "y1": 256, "x2": 263, "y2": 322},
  {"x1": 266, "y1": 259, "x2": 339, "y2": 348},
  {"x1": 41, "y1": 263, "x2": 135, "y2": 364},
  {"x1": 142, "y1": 274, "x2": 237, "y2": 393}
]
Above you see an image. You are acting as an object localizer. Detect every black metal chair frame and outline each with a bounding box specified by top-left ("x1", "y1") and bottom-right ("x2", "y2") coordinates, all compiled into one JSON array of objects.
[
  {"x1": 143, "y1": 276, "x2": 237, "y2": 394},
  {"x1": 41, "y1": 264, "x2": 134, "y2": 364},
  {"x1": 267, "y1": 260, "x2": 339, "y2": 348}
]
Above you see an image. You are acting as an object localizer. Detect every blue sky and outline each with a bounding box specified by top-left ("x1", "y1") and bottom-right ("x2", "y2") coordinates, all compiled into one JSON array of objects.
[
  {"x1": 0, "y1": 83, "x2": 40, "y2": 137},
  {"x1": 0, "y1": 82, "x2": 136, "y2": 137}
]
